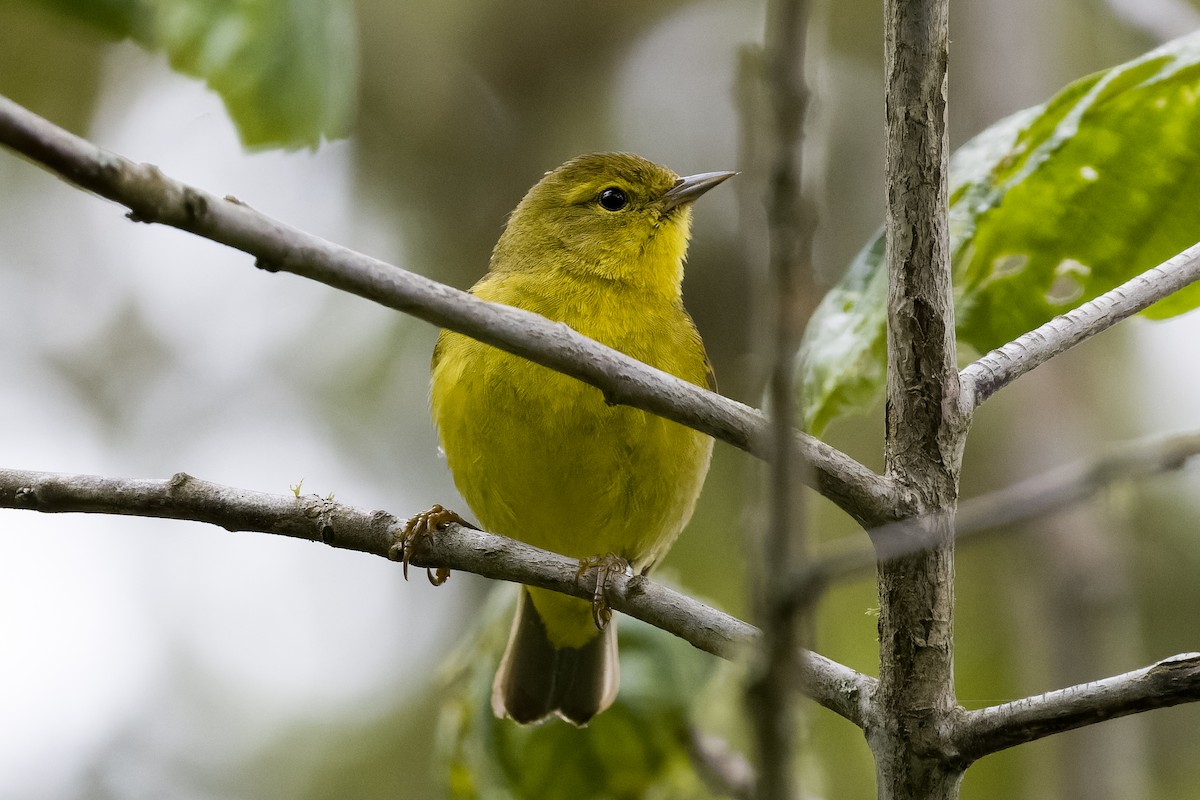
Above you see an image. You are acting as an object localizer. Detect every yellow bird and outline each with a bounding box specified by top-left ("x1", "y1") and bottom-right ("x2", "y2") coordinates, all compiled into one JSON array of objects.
[{"x1": 430, "y1": 153, "x2": 731, "y2": 725}]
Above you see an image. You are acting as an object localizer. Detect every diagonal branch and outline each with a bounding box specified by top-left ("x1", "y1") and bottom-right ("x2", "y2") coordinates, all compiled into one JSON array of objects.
[
  {"x1": 686, "y1": 727, "x2": 757, "y2": 800},
  {"x1": 952, "y1": 652, "x2": 1200, "y2": 762},
  {"x1": 0, "y1": 466, "x2": 875, "y2": 724},
  {"x1": 788, "y1": 429, "x2": 1200, "y2": 594},
  {"x1": 0, "y1": 93, "x2": 899, "y2": 529},
  {"x1": 960, "y1": 241, "x2": 1200, "y2": 411},
  {"x1": 930, "y1": 429, "x2": 1200, "y2": 547}
]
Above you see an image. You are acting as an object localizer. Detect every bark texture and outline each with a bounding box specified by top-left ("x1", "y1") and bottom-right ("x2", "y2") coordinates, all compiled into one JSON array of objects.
[{"x1": 872, "y1": 0, "x2": 964, "y2": 797}]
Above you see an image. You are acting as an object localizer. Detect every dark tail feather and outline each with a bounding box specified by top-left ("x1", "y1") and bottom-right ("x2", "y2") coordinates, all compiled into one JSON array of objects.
[{"x1": 491, "y1": 589, "x2": 619, "y2": 726}]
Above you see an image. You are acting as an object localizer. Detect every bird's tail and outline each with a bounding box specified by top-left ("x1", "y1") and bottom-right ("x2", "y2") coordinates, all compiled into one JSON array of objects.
[{"x1": 491, "y1": 588, "x2": 619, "y2": 726}]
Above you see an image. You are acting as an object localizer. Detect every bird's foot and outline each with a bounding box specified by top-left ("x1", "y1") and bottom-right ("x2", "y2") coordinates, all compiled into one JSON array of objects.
[
  {"x1": 391, "y1": 503, "x2": 465, "y2": 586},
  {"x1": 576, "y1": 554, "x2": 631, "y2": 631}
]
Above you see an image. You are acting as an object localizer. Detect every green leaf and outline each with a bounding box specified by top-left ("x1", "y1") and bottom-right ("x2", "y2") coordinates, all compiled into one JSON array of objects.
[
  {"x1": 796, "y1": 233, "x2": 888, "y2": 437},
  {"x1": 437, "y1": 586, "x2": 723, "y2": 800},
  {"x1": 28, "y1": 0, "x2": 357, "y2": 149},
  {"x1": 154, "y1": 0, "x2": 357, "y2": 149},
  {"x1": 799, "y1": 31, "x2": 1200, "y2": 433}
]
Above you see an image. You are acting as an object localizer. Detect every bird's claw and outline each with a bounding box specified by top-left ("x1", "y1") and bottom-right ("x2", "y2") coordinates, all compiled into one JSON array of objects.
[
  {"x1": 392, "y1": 503, "x2": 464, "y2": 586},
  {"x1": 576, "y1": 554, "x2": 631, "y2": 630}
]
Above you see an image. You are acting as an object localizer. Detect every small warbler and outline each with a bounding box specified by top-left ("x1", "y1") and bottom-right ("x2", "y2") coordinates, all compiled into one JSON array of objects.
[{"x1": 430, "y1": 153, "x2": 731, "y2": 725}]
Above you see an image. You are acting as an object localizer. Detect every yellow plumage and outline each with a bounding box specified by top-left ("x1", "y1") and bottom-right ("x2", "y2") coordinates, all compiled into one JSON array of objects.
[{"x1": 430, "y1": 153, "x2": 730, "y2": 724}]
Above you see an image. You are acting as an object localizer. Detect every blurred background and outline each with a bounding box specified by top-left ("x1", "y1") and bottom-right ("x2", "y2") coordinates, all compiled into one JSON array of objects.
[{"x1": 1, "y1": 0, "x2": 1198, "y2": 797}]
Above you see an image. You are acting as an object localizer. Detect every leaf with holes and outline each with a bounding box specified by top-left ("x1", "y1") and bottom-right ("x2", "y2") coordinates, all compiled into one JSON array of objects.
[{"x1": 799, "y1": 31, "x2": 1200, "y2": 434}]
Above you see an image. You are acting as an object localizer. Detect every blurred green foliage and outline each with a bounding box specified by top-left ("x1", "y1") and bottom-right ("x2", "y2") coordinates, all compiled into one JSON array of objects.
[
  {"x1": 800, "y1": 30, "x2": 1200, "y2": 433},
  {"x1": 437, "y1": 588, "x2": 725, "y2": 800},
  {"x1": 29, "y1": 0, "x2": 142, "y2": 38},
  {"x1": 23, "y1": 0, "x2": 357, "y2": 148}
]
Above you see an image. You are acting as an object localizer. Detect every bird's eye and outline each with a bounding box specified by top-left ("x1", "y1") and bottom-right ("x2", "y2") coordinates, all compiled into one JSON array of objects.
[{"x1": 597, "y1": 187, "x2": 628, "y2": 211}]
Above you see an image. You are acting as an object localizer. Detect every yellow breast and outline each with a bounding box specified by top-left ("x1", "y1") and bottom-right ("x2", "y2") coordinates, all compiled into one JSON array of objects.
[{"x1": 430, "y1": 272, "x2": 712, "y2": 644}]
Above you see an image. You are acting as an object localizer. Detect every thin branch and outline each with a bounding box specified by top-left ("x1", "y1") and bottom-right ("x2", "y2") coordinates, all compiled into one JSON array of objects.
[
  {"x1": 799, "y1": 647, "x2": 876, "y2": 729},
  {"x1": 789, "y1": 429, "x2": 1200, "y2": 594},
  {"x1": 0, "y1": 93, "x2": 900, "y2": 529},
  {"x1": 952, "y1": 652, "x2": 1200, "y2": 763},
  {"x1": 960, "y1": 241, "x2": 1200, "y2": 411},
  {"x1": 932, "y1": 429, "x2": 1200, "y2": 547},
  {"x1": 0, "y1": 467, "x2": 875, "y2": 724},
  {"x1": 686, "y1": 727, "x2": 758, "y2": 800},
  {"x1": 749, "y1": 0, "x2": 814, "y2": 796}
]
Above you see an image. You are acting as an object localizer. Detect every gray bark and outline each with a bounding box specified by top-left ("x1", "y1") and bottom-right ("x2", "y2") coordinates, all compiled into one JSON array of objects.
[{"x1": 872, "y1": 0, "x2": 965, "y2": 797}]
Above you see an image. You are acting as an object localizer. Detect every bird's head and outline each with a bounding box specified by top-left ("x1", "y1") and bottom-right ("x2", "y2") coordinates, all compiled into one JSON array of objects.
[{"x1": 491, "y1": 152, "x2": 734, "y2": 297}]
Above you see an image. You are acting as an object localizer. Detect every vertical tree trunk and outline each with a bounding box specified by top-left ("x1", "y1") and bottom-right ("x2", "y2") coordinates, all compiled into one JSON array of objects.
[
  {"x1": 870, "y1": 522, "x2": 962, "y2": 799},
  {"x1": 872, "y1": 0, "x2": 965, "y2": 797}
]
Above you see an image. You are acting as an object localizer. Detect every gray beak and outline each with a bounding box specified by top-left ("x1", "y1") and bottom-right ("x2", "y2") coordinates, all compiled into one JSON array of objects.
[{"x1": 661, "y1": 170, "x2": 737, "y2": 211}]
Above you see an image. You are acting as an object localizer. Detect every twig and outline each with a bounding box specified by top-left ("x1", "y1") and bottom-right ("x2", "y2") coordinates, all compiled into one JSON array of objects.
[
  {"x1": 952, "y1": 652, "x2": 1200, "y2": 762},
  {"x1": 960, "y1": 241, "x2": 1200, "y2": 411},
  {"x1": 934, "y1": 429, "x2": 1200, "y2": 546},
  {"x1": 0, "y1": 467, "x2": 875, "y2": 723},
  {"x1": 749, "y1": 0, "x2": 814, "y2": 796},
  {"x1": 789, "y1": 429, "x2": 1200, "y2": 594},
  {"x1": 0, "y1": 94, "x2": 900, "y2": 529},
  {"x1": 799, "y1": 647, "x2": 876, "y2": 729},
  {"x1": 686, "y1": 727, "x2": 758, "y2": 800}
]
